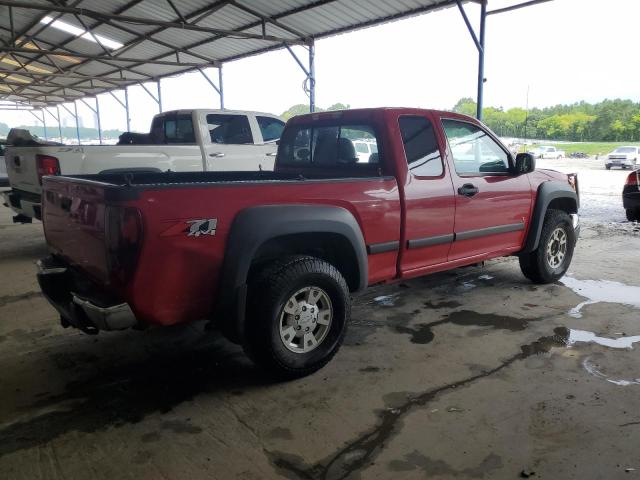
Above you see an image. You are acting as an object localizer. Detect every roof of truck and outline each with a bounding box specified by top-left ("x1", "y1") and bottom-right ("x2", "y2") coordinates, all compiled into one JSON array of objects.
[
  {"x1": 288, "y1": 107, "x2": 478, "y2": 124},
  {"x1": 155, "y1": 109, "x2": 283, "y2": 119}
]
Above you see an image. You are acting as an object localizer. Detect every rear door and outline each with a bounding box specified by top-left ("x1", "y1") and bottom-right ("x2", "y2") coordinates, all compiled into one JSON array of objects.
[
  {"x1": 255, "y1": 115, "x2": 286, "y2": 170},
  {"x1": 440, "y1": 118, "x2": 532, "y2": 261},
  {"x1": 202, "y1": 113, "x2": 269, "y2": 171},
  {"x1": 398, "y1": 114, "x2": 456, "y2": 274}
]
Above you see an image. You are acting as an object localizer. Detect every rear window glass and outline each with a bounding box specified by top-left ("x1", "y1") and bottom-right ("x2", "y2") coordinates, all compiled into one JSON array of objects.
[
  {"x1": 164, "y1": 115, "x2": 195, "y2": 144},
  {"x1": 278, "y1": 123, "x2": 380, "y2": 168},
  {"x1": 207, "y1": 114, "x2": 253, "y2": 144},
  {"x1": 399, "y1": 116, "x2": 443, "y2": 177}
]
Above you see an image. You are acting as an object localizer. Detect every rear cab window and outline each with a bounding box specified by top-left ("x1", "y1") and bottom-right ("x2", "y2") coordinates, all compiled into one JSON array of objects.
[
  {"x1": 277, "y1": 122, "x2": 381, "y2": 174},
  {"x1": 207, "y1": 114, "x2": 253, "y2": 144},
  {"x1": 163, "y1": 114, "x2": 196, "y2": 144}
]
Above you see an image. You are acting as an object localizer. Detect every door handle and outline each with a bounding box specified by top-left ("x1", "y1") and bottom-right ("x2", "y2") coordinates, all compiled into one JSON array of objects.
[
  {"x1": 458, "y1": 183, "x2": 479, "y2": 197},
  {"x1": 266, "y1": 152, "x2": 277, "y2": 157},
  {"x1": 209, "y1": 152, "x2": 225, "y2": 158}
]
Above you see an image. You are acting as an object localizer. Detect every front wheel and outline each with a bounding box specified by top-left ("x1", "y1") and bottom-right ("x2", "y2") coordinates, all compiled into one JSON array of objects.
[
  {"x1": 627, "y1": 208, "x2": 640, "y2": 222},
  {"x1": 519, "y1": 210, "x2": 576, "y2": 284},
  {"x1": 244, "y1": 256, "x2": 351, "y2": 378}
]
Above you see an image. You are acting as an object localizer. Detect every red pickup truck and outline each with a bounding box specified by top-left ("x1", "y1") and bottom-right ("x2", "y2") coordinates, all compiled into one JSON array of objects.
[{"x1": 38, "y1": 108, "x2": 580, "y2": 377}]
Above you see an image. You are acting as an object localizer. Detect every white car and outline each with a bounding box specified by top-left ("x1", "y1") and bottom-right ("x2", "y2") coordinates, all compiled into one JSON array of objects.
[
  {"x1": 352, "y1": 139, "x2": 378, "y2": 163},
  {"x1": 3, "y1": 109, "x2": 284, "y2": 222},
  {"x1": 528, "y1": 145, "x2": 565, "y2": 159},
  {"x1": 605, "y1": 146, "x2": 640, "y2": 170}
]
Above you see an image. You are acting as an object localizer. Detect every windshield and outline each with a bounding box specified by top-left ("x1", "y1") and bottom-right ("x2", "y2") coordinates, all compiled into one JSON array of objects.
[{"x1": 614, "y1": 147, "x2": 636, "y2": 153}]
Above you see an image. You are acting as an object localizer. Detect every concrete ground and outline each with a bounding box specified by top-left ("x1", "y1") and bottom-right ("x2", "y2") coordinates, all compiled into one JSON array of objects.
[{"x1": 1, "y1": 162, "x2": 640, "y2": 479}]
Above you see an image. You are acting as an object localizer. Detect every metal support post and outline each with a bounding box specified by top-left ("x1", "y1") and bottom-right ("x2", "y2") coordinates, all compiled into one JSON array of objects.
[
  {"x1": 198, "y1": 68, "x2": 223, "y2": 109},
  {"x1": 42, "y1": 109, "x2": 47, "y2": 140},
  {"x1": 456, "y1": 0, "x2": 487, "y2": 120},
  {"x1": 60, "y1": 102, "x2": 81, "y2": 144},
  {"x1": 218, "y1": 66, "x2": 224, "y2": 110},
  {"x1": 140, "y1": 82, "x2": 162, "y2": 113},
  {"x1": 95, "y1": 97, "x2": 102, "y2": 144},
  {"x1": 74, "y1": 101, "x2": 81, "y2": 144},
  {"x1": 55, "y1": 106, "x2": 63, "y2": 142},
  {"x1": 83, "y1": 97, "x2": 103, "y2": 144},
  {"x1": 124, "y1": 86, "x2": 131, "y2": 132},
  {"x1": 477, "y1": 0, "x2": 487, "y2": 120},
  {"x1": 157, "y1": 80, "x2": 163, "y2": 112},
  {"x1": 286, "y1": 42, "x2": 316, "y2": 113},
  {"x1": 308, "y1": 41, "x2": 316, "y2": 113}
]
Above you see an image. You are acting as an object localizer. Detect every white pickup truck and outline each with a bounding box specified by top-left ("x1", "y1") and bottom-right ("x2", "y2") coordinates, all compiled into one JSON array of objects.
[{"x1": 2, "y1": 109, "x2": 285, "y2": 222}]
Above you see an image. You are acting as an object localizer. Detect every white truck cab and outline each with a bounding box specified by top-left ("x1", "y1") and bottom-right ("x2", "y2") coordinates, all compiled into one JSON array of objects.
[{"x1": 2, "y1": 109, "x2": 285, "y2": 222}]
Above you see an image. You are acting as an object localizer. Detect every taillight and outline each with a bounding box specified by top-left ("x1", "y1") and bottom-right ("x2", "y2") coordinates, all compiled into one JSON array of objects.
[
  {"x1": 105, "y1": 206, "x2": 143, "y2": 285},
  {"x1": 36, "y1": 154, "x2": 60, "y2": 185},
  {"x1": 626, "y1": 171, "x2": 639, "y2": 186}
]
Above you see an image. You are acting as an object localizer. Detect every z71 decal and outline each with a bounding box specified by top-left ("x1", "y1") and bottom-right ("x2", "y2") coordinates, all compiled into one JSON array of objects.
[
  {"x1": 187, "y1": 219, "x2": 217, "y2": 237},
  {"x1": 160, "y1": 218, "x2": 218, "y2": 238}
]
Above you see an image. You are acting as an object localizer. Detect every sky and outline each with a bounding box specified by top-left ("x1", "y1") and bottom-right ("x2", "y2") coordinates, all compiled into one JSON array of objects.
[{"x1": 2, "y1": 0, "x2": 640, "y2": 134}]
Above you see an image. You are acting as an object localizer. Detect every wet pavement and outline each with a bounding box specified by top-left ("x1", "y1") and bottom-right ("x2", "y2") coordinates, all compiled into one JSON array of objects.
[{"x1": 1, "y1": 203, "x2": 640, "y2": 479}]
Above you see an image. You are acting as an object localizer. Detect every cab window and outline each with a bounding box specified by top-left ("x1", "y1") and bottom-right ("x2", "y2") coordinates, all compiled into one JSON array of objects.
[
  {"x1": 163, "y1": 114, "x2": 195, "y2": 144},
  {"x1": 257, "y1": 116, "x2": 285, "y2": 143},
  {"x1": 399, "y1": 116, "x2": 443, "y2": 177},
  {"x1": 207, "y1": 114, "x2": 253, "y2": 144},
  {"x1": 278, "y1": 123, "x2": 380, "y2": 169},
  {"x1": 442, "y1": 119, "x2": 510, "y2": 175}
]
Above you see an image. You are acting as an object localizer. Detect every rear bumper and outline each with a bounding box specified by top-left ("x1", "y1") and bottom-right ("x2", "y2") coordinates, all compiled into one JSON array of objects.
[
  {"x1": 623, "y1": 190, "x2": 640, "y2": 210},
  {"x1": 2, "y1": 189, "x2": 42, "y2": 221},
  {"x1": 37, "y1": 256, "x2": 137, "y2": 332}
]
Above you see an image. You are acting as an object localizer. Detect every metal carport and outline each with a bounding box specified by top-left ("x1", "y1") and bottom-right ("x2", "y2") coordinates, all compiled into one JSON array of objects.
[{"x1": 0, "y1": 0, "x2": 552, "y2": 143}]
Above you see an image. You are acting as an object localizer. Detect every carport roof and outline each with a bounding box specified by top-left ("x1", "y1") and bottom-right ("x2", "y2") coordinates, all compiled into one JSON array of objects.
[{"x1": 0, "y1": 0, "x2": 471, "y2": 107}]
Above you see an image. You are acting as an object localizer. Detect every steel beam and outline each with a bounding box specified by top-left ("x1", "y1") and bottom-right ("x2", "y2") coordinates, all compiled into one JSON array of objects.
[
  {"x1": 157, "y1": 80, "x2": 162, "y2": 112},
  {"x1": 309, "y1": 42, "x2": 316, "y2": 113},
  {"x1": 74, "y1": 101, "x2": 81, "y2": 144},
  {"x1": 198, "y1": 68, "x2": 223, "y2": 108},
  {"x1": 125, "y1": 88, "x2": 131, "y2": 132},
  {"x1": 488, "y1": 0, "x2": 554, "y2": 15},
  {"x1": 0, "y1": 46, "x2": 217, "y2": 68},
  {"x1": 0, "y1": 1, "x2": 305, "y2": 45},
  {"x1": 218, "y1": 67, "x2": 224, "y2": 110}
]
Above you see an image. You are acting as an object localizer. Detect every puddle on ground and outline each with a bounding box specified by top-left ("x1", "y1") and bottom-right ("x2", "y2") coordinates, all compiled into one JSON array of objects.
[
  {"x1": 583, "y1": 355, "x2": 640, "y2": 386},
  {"x1": 568, "y1": 330, "x2": 640, "y2": 349},
  {"x1": 372, "y1": 295, "x2": 398, "y2": 307},
  {"x1": 560, "y1": 277, "x2": 640, "y2": 318},
  {"x1": 478, "y1": 275, "x2": 494, "y2": 280}
]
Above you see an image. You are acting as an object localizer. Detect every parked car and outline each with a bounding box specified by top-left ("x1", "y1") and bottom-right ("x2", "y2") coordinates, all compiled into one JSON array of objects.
[
  {"x1": 36, "y1": 108, "x2": 580, "y2": 378},
  {"x1": 605, "y1": 146, "x2": 640, "y2": 170},
  {"x1": 0, "y1": 139, "x2": 7, "y2": 187},
  {"x1": 352, "y1": 139, "x2": 378, "y2": 163},
  {"x1": 528, "y1": 145, "x2": 565, "y2": 159},
  {"x1": 2, "y1": 109, "x2": 284, "y2": 222},
  {"x1": 623, "y1": 169, "x2": 640, "y2": 221}
]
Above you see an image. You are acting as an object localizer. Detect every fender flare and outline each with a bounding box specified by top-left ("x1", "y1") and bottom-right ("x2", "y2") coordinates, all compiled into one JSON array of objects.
[
  {"x1": 217, "y1": 204, "x2": 368, "y2": 342},
  {"x1": 522, "y1": 181, "x2": 578, "y2": 253}
]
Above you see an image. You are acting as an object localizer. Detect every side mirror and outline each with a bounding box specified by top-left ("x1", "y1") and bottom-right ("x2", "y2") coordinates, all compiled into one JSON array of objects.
[{"x1": 515, "y1": 152, "x2": 535, "y2": 174}]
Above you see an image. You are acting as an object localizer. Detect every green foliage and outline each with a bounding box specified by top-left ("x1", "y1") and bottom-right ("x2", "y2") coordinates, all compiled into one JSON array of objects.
[
  {"x1": 522, "y1": 142, "x2": 631, "y2": 156},
  {"x1": 452, "y1": 98, "x2": 640, "y2": 142},
  {"x1": 281, "y1": 102, "x2": 351, "y2": 120}
]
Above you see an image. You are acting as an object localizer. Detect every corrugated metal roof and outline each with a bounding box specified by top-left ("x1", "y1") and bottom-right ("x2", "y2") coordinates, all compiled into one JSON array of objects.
[{"x1": 0, "y1": 0, "x2": 471, "y2": 108}]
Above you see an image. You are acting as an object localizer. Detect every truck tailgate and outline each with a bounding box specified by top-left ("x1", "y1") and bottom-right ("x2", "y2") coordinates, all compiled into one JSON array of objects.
[
  {"x1": 5, "y1": 146, "x2": 43, "y2": 193},
  {"x1": 43, "y1": 177, "x2": 110, "y2": 283}
]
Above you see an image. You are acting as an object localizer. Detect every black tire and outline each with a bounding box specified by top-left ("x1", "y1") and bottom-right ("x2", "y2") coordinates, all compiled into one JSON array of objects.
[
  {"x1": 244, "y1": 255, "x2": 350, "y2": 379},
  {"x1": 606, "y1": 165, "x2": 611, "y2": 170},
  {"x1": 519, "y1": 209, "x2": 576, "y2": 284},
  {"x1": 627, "y1": 208, "x2": 640, "y2": 222}
]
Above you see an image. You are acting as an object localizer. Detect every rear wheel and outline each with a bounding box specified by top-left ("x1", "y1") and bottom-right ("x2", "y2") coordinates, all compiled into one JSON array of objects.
[
  {"x1": 606, "y1": 164, "x2": 611, "y2": 170},
  {"x1": 519, "y1": 209, "x2": 576, "y2": 284},
  {"x1": 627, "y1": 208, "x2": 640, "y2": 222},
  {"x1": 244, "y1": 255, "x2": 350, "y2": 378}
]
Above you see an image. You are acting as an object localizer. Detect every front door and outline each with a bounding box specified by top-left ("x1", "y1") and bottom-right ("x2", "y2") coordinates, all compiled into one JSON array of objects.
[
  {"x1": 440, "y1": 118, "x2": 533, "y2": 261},
  {"x1": 204, "y1": 113, "x2": 269, "y2": 171}
]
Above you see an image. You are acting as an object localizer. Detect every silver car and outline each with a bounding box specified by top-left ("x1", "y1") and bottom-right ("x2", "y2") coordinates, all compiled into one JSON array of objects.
[{"x1": 605, "y1": 146, "x2": 640, "y2": 170}]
